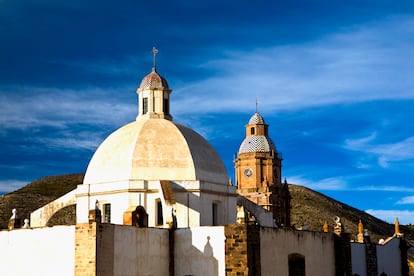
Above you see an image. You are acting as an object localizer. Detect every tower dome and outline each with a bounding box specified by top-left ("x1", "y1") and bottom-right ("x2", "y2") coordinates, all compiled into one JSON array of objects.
[
  {"x1": 238, "y1": 112, "x2": 276, "y2": 154},
  {"x1": 248, "y1": 112, "x2": 265, "y2": 124},
  {"x1": 139, "y1": 68, "x2": 169, "y2": 90}
]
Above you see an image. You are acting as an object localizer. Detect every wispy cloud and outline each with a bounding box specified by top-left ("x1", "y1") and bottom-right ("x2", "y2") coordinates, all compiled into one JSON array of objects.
[
  {"x1": 32, "y1": 131, "x2": 104, "y2": 151},
  {"x1": 173, "y1": 16, "x2": 414, "y2": 115},
  {"x1": 397, "y1": 196, "x2": 414, "y2": 205},
  {"x1": 287, "y1": 175, "x2": 348, "y2": 191},
  {"x1": 344, "y1": 133, "x2": 414, "y2": 168},
  {"x1": 0, "y1": 86, "x2": 135, "y2": 131},
  {"x1": 0, "y1": 180, "x2": 29, "y2": 194},
  {"x1": 357, "y1": 186, "x2": 414, "y2": 193},
  {"x1": 365, "y1": 209, "x2": 414, "y2": 225}
]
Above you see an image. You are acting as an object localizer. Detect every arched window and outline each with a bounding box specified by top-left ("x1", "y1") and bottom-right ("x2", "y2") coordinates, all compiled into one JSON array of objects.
[
  {"x1": 250, "y1": 127, "x2": 255, "y2": 135},
  {"x1": 103, "y1": 203, "x2": 111, "y2": 223},
  {"x1": 156, "y1": 199, "x2": 163, "y2": 225},
  {"x1": 143, "y1": 98, "x2": 148, "y2": 114},
  {"x1": 163, "y1": 93, "x2": 169, "y2": 115},
  {"x1": 212, "y1": 202, "x2": 218, "y2": 225},
  {"x1": 288, "y1": 253, "x2": 305, "y2": 276}
]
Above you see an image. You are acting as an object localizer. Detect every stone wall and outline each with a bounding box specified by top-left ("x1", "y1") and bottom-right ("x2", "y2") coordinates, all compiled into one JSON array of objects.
[
  {"x1": 0, "y1": 226, "x2": 75, "y2": 276},
  {"x1": 76, "y1": 222, "x2": 171, "y2": 275},
  {"x1": 5, "y1": 222, "x2": 404, "y2": 276},
  {"x1": 365, "y1": 242, "x2": 378, "y2": 276},
  {"x1": 112, "y1": 225, "x2": 169, "y2": 275},
  {"x1": 225, "y1": 224, "x2": 249, "y2": 275},
  {"x1": 75, "y1": 223, "x2": 98, "y2": 275},
  {"x1": 334, "y1": 233, "x2": 352, "y2": 276},
  {"x1": 225, "y1": 224, "x2": 261, "y2": 275},
  {"x1": 260, "y1": 227, "x2": 337, "y2": 276}
]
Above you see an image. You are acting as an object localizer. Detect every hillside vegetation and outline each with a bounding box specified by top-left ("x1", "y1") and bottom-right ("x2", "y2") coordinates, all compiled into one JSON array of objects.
[
  {"x1": 0, "y1": 174, "x2": 83, "y2": 229},
  {"x1": 289, "y1": 184, "x2": 414, "y2": 242}
]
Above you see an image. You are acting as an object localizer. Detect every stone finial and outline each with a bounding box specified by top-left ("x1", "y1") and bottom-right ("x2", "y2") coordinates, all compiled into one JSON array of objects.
[
  {"x1": 333, "y1": 216, "x2": 342, "y2": 235},
  {"x1": 22, "y1": 219, "x2": 30, "y2": 229},
  {"x1": 357, "y1": 220, "x2": 364, "y2": 243},
  {"x1": 394, "y1": 217, "x2": 404, "y2": 237},
  {"x1": 8, "y1": 208, "x2": 21, "y2": 230},
  {"x1": 323, "y1": 221, "x2": 329, "y2": 232},
  {"x1": 358, "y1": 220, "x2": 363, "y2": 234},
  {"x1": 236, "y1": 206, "x2": 246, "y2": 224},
  {"x1": 10, "y1": 208, "x2": 17, "y2": 219},
  {"x1": 363, "y1": 228, "x2": 371, "y2": 243},
  {"x1": 394, "y1": 217, "x2": 400, "y2": 235}
]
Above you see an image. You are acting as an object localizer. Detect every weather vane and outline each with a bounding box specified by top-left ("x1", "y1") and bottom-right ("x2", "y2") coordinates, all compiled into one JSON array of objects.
[{"x1": 152, "y1": 47, "x2": 159, "y2": 70}]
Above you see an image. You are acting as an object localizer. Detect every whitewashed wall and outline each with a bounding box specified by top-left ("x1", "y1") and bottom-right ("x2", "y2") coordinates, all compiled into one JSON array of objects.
[
  {"x1": 174, "y1": 227, "x2": 226, "y2": 276},
  {"x1": 111, "y1": 226, "x2": 170, "y2": 275},
  {"x1": 0, "y1": 226, "x2": 75, "y2": 276},
  {"x1": 260, "y1": 228, "x2": 336, "y2": 276}
]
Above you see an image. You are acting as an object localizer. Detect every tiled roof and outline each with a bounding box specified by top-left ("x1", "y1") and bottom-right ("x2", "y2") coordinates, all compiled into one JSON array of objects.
[
  {"x1": 139, "y1": 68, "x2": 169, "y2": 89},
  {"x1": 248, "y1": 113, "x2": 265, "y2": 125},
  {"x1": 238, "y1": 135, "x2": 276, "y2": 153}
]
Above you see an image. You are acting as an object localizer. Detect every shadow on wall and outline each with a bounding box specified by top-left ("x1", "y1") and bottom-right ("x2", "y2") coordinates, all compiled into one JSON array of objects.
[
  {"x1": 176, "y1": 228, "x2": 220, "y2": 276},
  {"x1": 203, "y1": 236, "x2": 218, "y2": 275}
]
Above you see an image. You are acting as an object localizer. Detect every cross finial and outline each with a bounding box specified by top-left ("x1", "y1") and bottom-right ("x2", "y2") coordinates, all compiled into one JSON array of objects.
[
  {"x1": 152, "y1": 47, "x2": 159, "y2": 70},
  {"x1": 255, "y1": 98, "x2": 259, "y2": 113}
]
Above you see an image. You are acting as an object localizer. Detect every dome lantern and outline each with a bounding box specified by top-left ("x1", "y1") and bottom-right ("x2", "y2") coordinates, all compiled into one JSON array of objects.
[{"x1": 136, "y1": 47, "x2": 172, "y2": 121}]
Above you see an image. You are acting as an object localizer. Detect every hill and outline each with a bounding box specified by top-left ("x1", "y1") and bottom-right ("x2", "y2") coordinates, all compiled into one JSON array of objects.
[
  {"x1": 0, "y1": 173, "x2": 83, "y2": 229},
  {"x1": 289, "y1": 184, "x2": 414, "y2": 242}
]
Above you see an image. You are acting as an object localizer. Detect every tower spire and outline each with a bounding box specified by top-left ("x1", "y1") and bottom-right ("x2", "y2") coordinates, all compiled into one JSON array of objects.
[
  {"x1": 152, "y1": 46, "x2": 159, "y2": 71},
  {"x1": 256, "y1": 98, "x2": 259, "y2": 113}
]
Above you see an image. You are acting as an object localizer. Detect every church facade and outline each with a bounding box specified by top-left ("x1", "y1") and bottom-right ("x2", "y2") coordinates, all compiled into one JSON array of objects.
[{"x1": 0, "y1": 51, "x2": 409, "y2": 276}]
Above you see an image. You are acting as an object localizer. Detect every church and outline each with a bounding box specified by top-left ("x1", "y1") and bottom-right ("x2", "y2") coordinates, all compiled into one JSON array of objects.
[{"x1": 0, "y1": 49, "x2": 408, "y2": 276}]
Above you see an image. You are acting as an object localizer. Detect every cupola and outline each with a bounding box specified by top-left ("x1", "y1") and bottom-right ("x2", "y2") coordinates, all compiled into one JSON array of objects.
[{"x1": 136, "y1": 47, "x2": 172, "y2": 120}]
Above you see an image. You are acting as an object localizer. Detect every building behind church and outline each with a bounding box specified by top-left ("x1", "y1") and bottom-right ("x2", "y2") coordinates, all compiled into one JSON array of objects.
[{"x1": 0, "y1": 50, "x2": 408, "y2": 276}]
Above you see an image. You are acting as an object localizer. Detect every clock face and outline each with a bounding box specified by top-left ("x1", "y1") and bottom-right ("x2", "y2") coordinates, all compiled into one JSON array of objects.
[{"x1": 244, "y1": 168, "x2": 253, "y2": 178}]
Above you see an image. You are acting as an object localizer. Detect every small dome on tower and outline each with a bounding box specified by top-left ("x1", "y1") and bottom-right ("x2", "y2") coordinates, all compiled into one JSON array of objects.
[
  {"x1": 139, "y1": 68, "x2": 169, "y2": 90},
  {"x1": 238, "y1": 112, "x2": 276, "y2": 154},
  {"x1": 238, "y1": 136, "x2": 276, "y2": 154},
  {"x1": 248, "y1": 112, "x2": 265, "y2": 125}
]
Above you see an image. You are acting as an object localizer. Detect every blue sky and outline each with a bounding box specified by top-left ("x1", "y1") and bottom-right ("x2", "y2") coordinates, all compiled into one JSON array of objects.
[{"x1": 1, "y1": 0, "x2": 414, "y2": 224}]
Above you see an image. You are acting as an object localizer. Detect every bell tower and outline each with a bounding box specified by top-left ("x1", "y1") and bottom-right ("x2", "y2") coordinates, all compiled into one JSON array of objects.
[{"x1": 234, "y1": 111, "x2": 291, "y2": 226}]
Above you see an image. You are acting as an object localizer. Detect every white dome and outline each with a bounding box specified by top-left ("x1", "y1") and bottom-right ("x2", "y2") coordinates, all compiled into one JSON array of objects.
[{"x1": 83, "y1": 117, "x2": 229, "y2": 185}]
